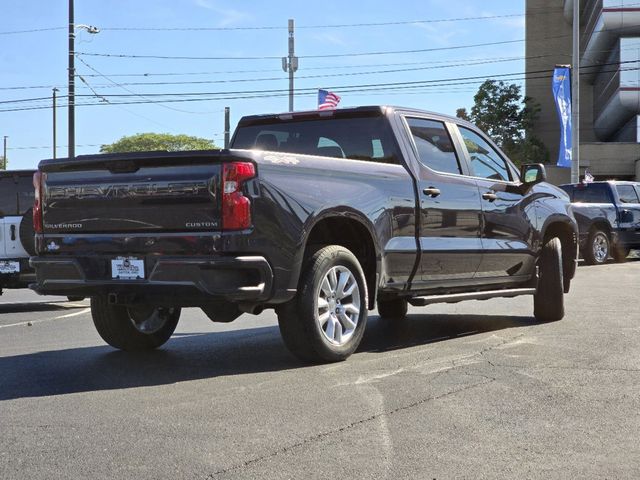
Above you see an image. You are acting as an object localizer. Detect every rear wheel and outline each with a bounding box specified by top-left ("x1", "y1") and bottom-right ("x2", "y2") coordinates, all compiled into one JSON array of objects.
[
  {"x1": 534, "y1": 237, "x2": 564, "y2": 322},
  {"x1": 376, "y1": 297, "x2": 408, "y2": 320},
  {"x1": 277, "y1": 245, "x2": 368, "y2": 363},
  {"x1": 91, "y1": 295, "x2": 180, "y2": 351},
  {"x1": 583, "y1": 229, "x2": 609, "y2": 265}
]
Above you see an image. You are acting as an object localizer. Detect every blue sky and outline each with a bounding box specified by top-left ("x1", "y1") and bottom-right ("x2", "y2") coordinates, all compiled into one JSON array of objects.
[{"x1": 1, "y1": 0, "x2": 527, "y2": 170}]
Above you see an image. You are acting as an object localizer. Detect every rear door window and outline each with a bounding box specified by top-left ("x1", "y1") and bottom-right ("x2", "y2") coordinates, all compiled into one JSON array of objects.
[
  {"x1": 572, "y1": 184, "x2": 611, "y2": 203},
  {"x1": 616, "y1": 184, "x2": 640, "y2": 203},
  {"x1": 406, "y1": 118, "x2": 461, "y2": 175}
]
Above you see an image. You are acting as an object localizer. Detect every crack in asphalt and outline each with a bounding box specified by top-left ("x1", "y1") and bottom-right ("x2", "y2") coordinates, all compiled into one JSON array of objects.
[
  {"x1": 205, "y1": 329, "x2": 536, "y2": 478},
  {"x1": 204, "y1": 374, "x2": 494, "y2": 478}
]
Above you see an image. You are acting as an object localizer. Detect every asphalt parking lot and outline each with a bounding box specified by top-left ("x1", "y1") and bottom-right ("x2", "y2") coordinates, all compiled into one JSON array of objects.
[{"x1": 1, "y1": 260, "x2": 639, "y2": 479}]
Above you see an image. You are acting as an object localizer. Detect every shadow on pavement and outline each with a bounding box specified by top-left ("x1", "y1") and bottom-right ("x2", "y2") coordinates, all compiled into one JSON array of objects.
[
  {"x1": 0, "y1": 312, "x2": 535, "y2": 401},
  {"x1": 0, "y1": 302, "x2": 85, "y2": 315},
  {"x1": 362, "y1": 313, "x2": 535, "y2": 353}
]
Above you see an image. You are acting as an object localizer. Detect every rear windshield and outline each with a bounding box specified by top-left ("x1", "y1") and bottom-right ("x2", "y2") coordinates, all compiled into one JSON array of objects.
[
  {"x1": 0, "y1": 174, "x2": 34, "y2": 217},
  {"x1": 231, "y1": 116, "x2": 400, "y2": 164},
  {"x1": 565, "y1": 184, "x2": 612, "y2": 204}
]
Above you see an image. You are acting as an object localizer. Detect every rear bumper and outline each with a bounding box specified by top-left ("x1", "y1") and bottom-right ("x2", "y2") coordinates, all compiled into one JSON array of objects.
[
  {"x1": 30, "y1": 255, "x2": 273, "y2": 305},
  {"x1": 0, "y1": 257, "x2": 35, "y2": 288}
]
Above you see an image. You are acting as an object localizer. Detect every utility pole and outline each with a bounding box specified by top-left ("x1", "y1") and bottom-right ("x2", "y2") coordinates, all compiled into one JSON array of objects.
[
  {"x1": 53, "y1": 87, "x2": 59, "y2": 159},
  {"x1": 3, "y1": 136, "x2": 7, "y2": 170},
  {"x1": 281, "y1": 19, "x2": 298, "y2": 112},
  {"x1": 571, "y1": 0, "x2": 580, "y2": 183},
  {"x1": 224, "y1": 107, "x2": 230, "y2": 148},
  {"x1": 68, "y1": 0, "x2": 75, "y2": 160}
]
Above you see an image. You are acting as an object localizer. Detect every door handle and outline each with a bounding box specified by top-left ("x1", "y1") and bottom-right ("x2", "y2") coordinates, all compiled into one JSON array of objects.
[
  {"x1": 10, "y1": 224, "x2": 16, "y2": 241},
  {"x1": 482, "y1": 192, "x2": 498, "y2": 202},
  {"x1": 423, "y1": 187, "x2": 441, "y2": 198}
]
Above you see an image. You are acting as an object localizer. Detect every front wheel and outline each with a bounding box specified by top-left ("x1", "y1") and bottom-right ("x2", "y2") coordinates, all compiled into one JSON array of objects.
[
  {"x1": 583, "y1": 229, "x2": 609, "y2": 265},
  {"x1": 277, "y1": 245, "x2": 368, "y2": 363},
  {"x1": 91, "y1": 296, "x2": 180, "y2": 351},
  {"x1": 534, "y1": 237, "x2": 564, "y2": 322}
]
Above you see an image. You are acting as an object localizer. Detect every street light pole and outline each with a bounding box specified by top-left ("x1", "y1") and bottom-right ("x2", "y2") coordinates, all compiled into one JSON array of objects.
[
  {"x1": 571, "y1": 0, "x2": 580, "y2": 183},
  {"x1": 68, "y1": 0, "x2": 75, "y2": 160},
  {"x1": 53, "y1": 87, "x2": 59, "y2": 159},
  {"x1": 67, "y1": 0, "x2": 99, "y2": 160}
]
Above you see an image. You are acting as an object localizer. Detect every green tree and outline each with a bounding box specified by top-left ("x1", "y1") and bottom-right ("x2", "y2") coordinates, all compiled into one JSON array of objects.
[
  {"x1": 100, "y1": 133, "x2": 217, "y2": 153},
  {"x1": 0, "y1": 156, "x2": 6, "y2": 170},
  {"x1": 456, "y1": 80, "x2": 548, "y2": 165}
]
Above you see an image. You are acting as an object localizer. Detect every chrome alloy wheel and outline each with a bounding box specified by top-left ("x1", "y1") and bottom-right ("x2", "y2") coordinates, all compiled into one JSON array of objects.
[
  {"x1": 592, "y1": 232, "x2": 609, "y2": 263},
  {"x1": 127, "y1": 306, "x2": 177, "y2": 334},
  {"x1": 316, "y1": 265, "x2": 361, "y2": 346}
]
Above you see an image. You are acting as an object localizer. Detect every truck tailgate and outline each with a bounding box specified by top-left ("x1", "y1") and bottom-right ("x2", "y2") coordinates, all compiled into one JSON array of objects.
[{"x1": 39, "y1": 150, "x2": 246, "y2": 234}]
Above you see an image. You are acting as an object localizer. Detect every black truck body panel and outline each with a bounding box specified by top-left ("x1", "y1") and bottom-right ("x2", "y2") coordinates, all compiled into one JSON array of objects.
[{"x1": 31, "y1": 106, "x2": 578, "y2": 309}]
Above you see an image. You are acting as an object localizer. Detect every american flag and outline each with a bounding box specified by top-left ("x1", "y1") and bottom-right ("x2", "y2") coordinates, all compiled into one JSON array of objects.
[{"x1": 318, "y1": 89, "x2": 341, "y2": 110}]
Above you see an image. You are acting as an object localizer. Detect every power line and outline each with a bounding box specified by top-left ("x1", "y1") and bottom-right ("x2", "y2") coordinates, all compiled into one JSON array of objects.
[
  {"x1": 0, "y1": 26, "x2": 65, "y2": 35},
  {"x1": 101, "y1": 13, "x2": 526, "y2": 31},
  {"x1": 2, "y1": 60, "x2": 637, "y2": 113},
  {"x1": 0, "y1": 55, "x2": 534, "y2": 91},
  {"x1": 76, "y1": 38, "x2": 534, "y2": 61}
]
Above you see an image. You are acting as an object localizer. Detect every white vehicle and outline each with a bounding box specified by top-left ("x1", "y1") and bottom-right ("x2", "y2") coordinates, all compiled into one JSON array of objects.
[{"x1": 0, "y1": 170, "x2": 36, "y2": 295}]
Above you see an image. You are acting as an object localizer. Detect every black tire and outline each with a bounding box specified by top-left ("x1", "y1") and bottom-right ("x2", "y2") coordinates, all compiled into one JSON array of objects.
[
  {"x1": 612, "y1": 244, "x2": 630, "y2": 263},
  {"x1": 276, "y1": 245, "x2": 368, "y2": 363},
  {"x1": 377, "y1": 297, "x2": 408, "y2": 320},
  {"x1": 583, "y1": 229, "x2": 609, "y2": 265},
  {"x1": 19, "y1": 208, "x2": 36, "y2": 256},
  {"x1": 67, "y1": 296, "x2": 86, "y2": 302},
  {"x1": 91, "y1": 295, "x2": 180, "y2": 351},
  {"x1": 534, "y1": 237, "x2": 564, "y2": 322}
]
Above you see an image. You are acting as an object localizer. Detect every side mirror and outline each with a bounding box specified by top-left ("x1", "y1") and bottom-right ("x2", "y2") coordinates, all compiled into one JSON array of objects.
[{"x1": 520, "y1": 163, "x2": 546, "y2": 185}]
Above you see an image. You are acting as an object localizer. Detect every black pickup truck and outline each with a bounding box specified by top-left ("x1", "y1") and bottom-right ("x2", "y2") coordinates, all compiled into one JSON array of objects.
[
  {"x1": 560, "y1": 181, "x2": 640, "y2": 264},
  {"x1": 31, "y1": 106, "x2": 578, "y2": 362}
]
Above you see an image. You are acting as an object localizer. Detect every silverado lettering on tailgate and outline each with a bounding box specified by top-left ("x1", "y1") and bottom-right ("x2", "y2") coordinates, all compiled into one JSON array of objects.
[{"x1": 48, "y1": 181, "x2": 210, "y2": 200}]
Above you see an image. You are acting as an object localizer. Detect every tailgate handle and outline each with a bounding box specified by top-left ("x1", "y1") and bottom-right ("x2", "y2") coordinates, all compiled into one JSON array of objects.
[
  {"x1": 10, "y1": 224, "x2": 16, "y2": 241},
  {"x1": 108, "y1": 160, "x2": 140, "y2": 173}
]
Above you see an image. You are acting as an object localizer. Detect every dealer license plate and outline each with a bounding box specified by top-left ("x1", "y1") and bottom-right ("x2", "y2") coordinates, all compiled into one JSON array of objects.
[
  {"x1": 0, "y1": 261, "x2": 20, "y2": 274},
  {"x1": 111, "y1": 257, "x2": 145, "y2": 280}
]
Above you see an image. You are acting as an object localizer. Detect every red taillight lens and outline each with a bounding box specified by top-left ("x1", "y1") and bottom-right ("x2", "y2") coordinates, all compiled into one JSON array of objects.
[
  {"x1": 222, "y1": 162, "x2": 255, "y2": 230},
  {"x1": 33, "y1": 171, "x2": 44, "y2": 233}
]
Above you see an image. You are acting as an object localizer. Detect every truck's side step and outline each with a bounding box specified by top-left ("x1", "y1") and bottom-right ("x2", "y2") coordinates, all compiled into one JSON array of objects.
[{"x1": 408, "y1": 288, "x2": 536, "y2": 307}]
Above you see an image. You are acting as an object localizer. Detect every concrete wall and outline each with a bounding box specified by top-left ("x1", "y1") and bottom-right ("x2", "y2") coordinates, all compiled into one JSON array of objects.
[
  {"x1": 526, "y1": 0, "x2": 637, "y2": 180},
  {"x1": 526, "y1": 0, "x2": 572, "y2": 165}
]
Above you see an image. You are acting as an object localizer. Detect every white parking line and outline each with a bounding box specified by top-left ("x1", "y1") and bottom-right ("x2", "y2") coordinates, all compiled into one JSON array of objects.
[{"x1": 0, "y1": 307, "x2": 91, "y2": 329}]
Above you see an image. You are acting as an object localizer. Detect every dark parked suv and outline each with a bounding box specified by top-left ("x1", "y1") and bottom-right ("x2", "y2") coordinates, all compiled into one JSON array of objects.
[
  {"x1": 31, "y1": 106, "x2": 578, "y2": 362},
  {"x1": 560, "y1": 181, "x2": 640, "y2": 264}
]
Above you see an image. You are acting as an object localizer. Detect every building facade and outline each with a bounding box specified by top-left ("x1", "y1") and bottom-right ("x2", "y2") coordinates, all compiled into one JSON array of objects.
[{"x1": 526, "y1": 0, "x2": 640, "y2": 182}]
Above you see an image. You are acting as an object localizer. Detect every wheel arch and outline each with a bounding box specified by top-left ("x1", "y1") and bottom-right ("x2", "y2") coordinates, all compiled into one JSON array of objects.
[
  {"x1": 541, "y1": 218, "x2": 578, "y2": 284},
  {"x1": 299, "y1": 210, "x2": 381, "y2": 310}
]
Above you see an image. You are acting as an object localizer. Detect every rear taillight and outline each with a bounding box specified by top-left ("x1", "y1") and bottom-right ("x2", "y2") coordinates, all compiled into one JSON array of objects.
[
  {"x1": 33, "y1": 171, "x2": 44, "y2": 233},
  {"x1": 221, "y1": 162, "x2": 255, "y2": 230}
]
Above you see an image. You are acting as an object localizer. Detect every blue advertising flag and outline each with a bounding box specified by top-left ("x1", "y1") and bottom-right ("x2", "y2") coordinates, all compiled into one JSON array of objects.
[{"x1": 552, "y1": 66, "x2": 572, "y2": 168}]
